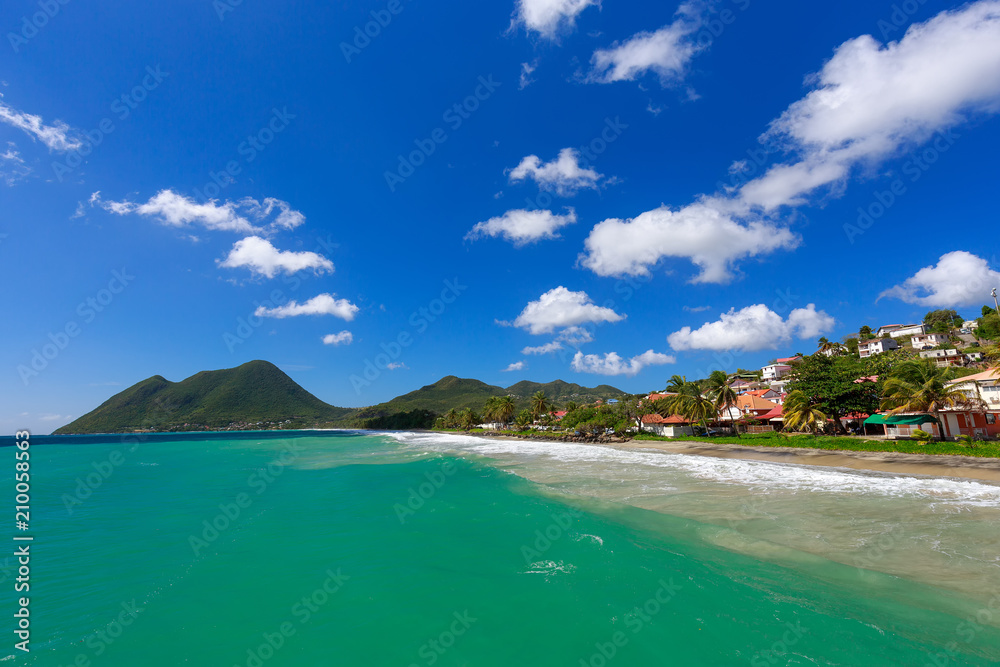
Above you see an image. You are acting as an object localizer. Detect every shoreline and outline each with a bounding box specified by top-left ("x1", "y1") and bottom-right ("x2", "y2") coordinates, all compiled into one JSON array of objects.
[{"x1": 471, "y1": 433, "x2": 1000, "y2": 483}]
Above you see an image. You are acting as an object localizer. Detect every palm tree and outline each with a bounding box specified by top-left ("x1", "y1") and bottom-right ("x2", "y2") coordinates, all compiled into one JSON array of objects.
[
  {"x1": 880, "y1": 359, "x2": 982, "y2": 440},
  {"x1": 494, "y1": 395, "x2": 516, "y2": 425},
  {"x1": 665, "y1": 375, "x2": 687, "y2": 394},
  {"x1": 458, "y1": 408, "x2": 479, "y2": 430},
  {"x1": 482, "y1": 396, "x2": 500, "y2": 423},
  {"x1": 705, "y1": 370, "x2": 740, "y2": 436},
  {"x1": 816, "y1": 337, "x2": 842, "y2": 356},
  {"x1": 564, "y1": 401, "x2": 579, "y2": 414},
  {"x1": 658, "y1": 381, "x2": 714, "y2": 435},
  {"x1": 782, "y1": 390, "x2": 828, "y2": 434},
  {"x1": 530, "y1": 391, "x2": 550, "y2": 420}
]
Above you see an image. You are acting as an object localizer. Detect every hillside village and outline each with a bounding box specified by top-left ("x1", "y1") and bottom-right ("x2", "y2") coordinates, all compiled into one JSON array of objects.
[{"x1": 439, "y1": 306, "x2": 1000, "y2": 444}]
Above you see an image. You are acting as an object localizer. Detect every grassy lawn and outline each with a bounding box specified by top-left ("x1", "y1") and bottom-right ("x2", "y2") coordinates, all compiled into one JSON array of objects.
[{"x1": 633, "y1": 433, "x2": 1000, "y2": 458}]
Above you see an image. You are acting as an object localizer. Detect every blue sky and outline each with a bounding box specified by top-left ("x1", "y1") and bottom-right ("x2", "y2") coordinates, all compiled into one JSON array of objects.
[{"x1": 3, "y1": 0, "x2": 1000, "y2": 433}]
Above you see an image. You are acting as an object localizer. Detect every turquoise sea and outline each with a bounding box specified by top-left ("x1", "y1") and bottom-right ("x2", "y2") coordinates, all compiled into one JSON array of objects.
[{"x1": 4, "y1": 430, "x2": 1000, "y2": 666}]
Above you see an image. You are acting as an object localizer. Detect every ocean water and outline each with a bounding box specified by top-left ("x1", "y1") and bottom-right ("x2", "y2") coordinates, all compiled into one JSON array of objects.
[{"x1": 4, "y1": 429, "x2": 1000, "y2": 666}]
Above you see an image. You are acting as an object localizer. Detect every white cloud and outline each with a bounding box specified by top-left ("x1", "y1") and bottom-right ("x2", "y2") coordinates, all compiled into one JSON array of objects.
[
  {"x1": 879, "y1": 251, "x2": 1000, "y2": 307},
  {"x1": 519, "y1": 61, "x2": 538, "y2": 90},
  {"x1": 558, "y1": 325, "x2": 594, "y2": 346},
  {"x1": 513, "y1": 0, "x2": 598, "y2": 38},
  {"x1": 581, "y1": 3, "x2": 1000, "y2": 285},
  {"x1": 386, "y1": 362, "x2": 408, "y2": 370},
  {"x1": 509, "y1": 148, "x2": 602, "y2": 195},
  {"x1": 255, "y1": 294, "x2": 359, "y2": 320},
  {"x1": 741, "y1": 1, "x2": 1000, "y2": 211},
  {"x1": 571, "y1": 349, "x2": 675, "y2": 376},
  {"x1": 578, "y1": 200, "x2": 799, "y2": 284},
  {"x1": 522, "y1": 341, "x2": 563, "y2": 355},
  {"x1": 239, "y1": 197, "x2": 306, "y2": 230},
  {"x1": 466, "y1": 208, "x2": 577, "y2": 246},
  {"x1": 667, "y1": 303, "x2": 834, "y2": 352},
  {"x1": 322, "y1": 331, "x2": 354, "y2": 346},
  {"x1": 92, "y1": 190, "x2": 306, "y2": 234},
  {"x1": 0, "y1": 97, "x2": 81, "y2": 152},
  {"x1": 509, "y1": 286, "x2": 625, "y2": 334},
  {"x1": 503, "y1": 361, "x2": 527, "y2": 372},
  {"x1": 219, "y1": 236, "x2": 334, "y2": 278},
  {"x1": 683, "y1": 305, "x2": 711, "y2": 313},
  {"x1": 0, "y1": 142, "x2": 29, "y2": 186},
  {"x1": 587, "y1": 2, "x2": 705, "y2": 85}
]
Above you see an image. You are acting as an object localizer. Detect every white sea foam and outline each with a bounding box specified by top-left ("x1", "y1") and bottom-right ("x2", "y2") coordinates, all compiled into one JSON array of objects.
[{"x1": 384, "y1": 432, "x2": 1000, "y2": 508}]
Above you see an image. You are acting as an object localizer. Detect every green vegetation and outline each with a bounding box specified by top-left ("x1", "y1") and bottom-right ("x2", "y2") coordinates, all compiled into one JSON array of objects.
[
  {"x1": 782, "y1": 390, "x2": 828, "y2": 434},
  {"x1": 377, "y1": 376, "x2": 624, "y2": 415},
  {"x1": 880, "y1": 359, "x2": 984, "y2": 440},
  {"x1": 54, "y1": 360, "x2": 354, "y2": 434},
  {"x1": 923, "y1": 308, "x2": 963, "y2": 333}
]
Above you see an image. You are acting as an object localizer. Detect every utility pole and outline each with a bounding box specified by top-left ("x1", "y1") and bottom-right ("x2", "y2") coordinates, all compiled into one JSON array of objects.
[{"x1": 993, "y1": 288, "x2": 999, "y2": 316}]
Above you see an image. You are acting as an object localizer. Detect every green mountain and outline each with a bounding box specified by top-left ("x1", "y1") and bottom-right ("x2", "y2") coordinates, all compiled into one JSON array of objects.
[
  {"x1": 54, "y1": 360, "x2": 353, "y2": 434},
  {"x1": 352, "y1": 376, "x2": 627, "y2": 423},
  {"x1": 55, "y1": 363, "x2": 629, "y2": 434},
  {"x1": 503, "y1": 379, "x2": 626, "y2": 405}
]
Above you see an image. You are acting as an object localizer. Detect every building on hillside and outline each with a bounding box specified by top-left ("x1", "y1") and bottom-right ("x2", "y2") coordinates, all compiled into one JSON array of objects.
[
  {"x1": 761, "y1": 364, "x2": 792, "y2": 382},
  {"x1": 963, "y1": 320, "x2": 980, "y2": 330},
  {"x1": 775, "y1": 356, "x2": 803, "y2": 365},
  {"x1": 910, "y1": 333, "x2": 950, "y2": 349},
  {"x1": 640, "y1": 413, "x2": 694, "y2": 437},
  {"x1": 919, "y1": 349, "x2": 983, "y2": 367},
  {"x1": 745, "y1": 388, "x2": 782, "y2": 401},
  {"x1": 646, "y1": 392, "x2": 676, "y2": 402},
  {"x1": 858, "y1": 338, "x2": 899, "y2": 358},
  {"x1": 946, "y1": 369, "x2": 1000, "y2": 411},
  {"x1": 719, "y1": 394, "x2": 781, "y2": 421},
  {"x1": 550, "y1": 411, "x2": 567, "y2": 420},
  {"x1": 877, "y1": 324, "x2": 927, "y2": 338},
  {"x1": 728, "y1": 379, "x2": 756, "y2": 394}
]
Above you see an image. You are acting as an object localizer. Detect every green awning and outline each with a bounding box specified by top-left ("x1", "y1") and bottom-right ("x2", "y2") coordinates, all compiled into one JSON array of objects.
[{"x1": 863, "y1": 414, "x2": 939, "y2": 426}]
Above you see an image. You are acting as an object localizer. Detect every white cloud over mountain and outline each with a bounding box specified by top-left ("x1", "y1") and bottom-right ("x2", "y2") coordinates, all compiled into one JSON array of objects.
[{"x1": 508, "y1": 286, "x2": 625, "y2": 335}]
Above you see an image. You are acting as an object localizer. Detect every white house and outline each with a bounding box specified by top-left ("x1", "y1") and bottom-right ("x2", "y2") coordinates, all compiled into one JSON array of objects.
[
  {"x1": 761, "y1": 364, "x2": 792, "y2": 382},
  {"x1": 640, "y1": 414, "x2": 694, "y2": 437},
  {"x1": 910, "y1": 333, "x2": 949, "y2": 349},
  {"x1": 919, "y1": 349, "x2": 984, "y2": 367},
  {"x1": 858, "y1": 338, "x2": 899, "y2": 358},
  {"x1": 876, "y1": 323, "x2": 927, "y2": 338},
  {"x1": 946, "y1": 369, "x2": 1000, "y2": 411},
  {"x1": 963, "y1": 320, "x2": 980, "y2": 330}
]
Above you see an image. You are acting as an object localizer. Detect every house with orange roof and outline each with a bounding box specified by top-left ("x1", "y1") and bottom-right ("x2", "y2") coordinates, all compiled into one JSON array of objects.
[
  {"x1": 745, "y1": 388, "x2": 782, "y2": 401},
  {"x1": 719, "y1": 394, "x2": 781, "y2": 421}
]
